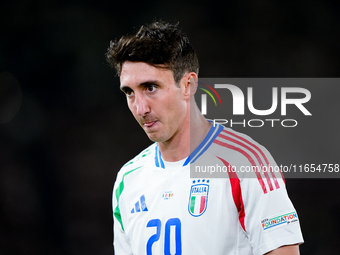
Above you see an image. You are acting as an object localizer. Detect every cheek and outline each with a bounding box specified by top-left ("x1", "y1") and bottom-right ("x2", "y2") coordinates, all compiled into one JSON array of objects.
[
  {"x1": 166, "y1": 101, "x2": 186, "y2": 123},
  {"x1": 127, "y1": 102, "x2": 137, "y2": 117}
]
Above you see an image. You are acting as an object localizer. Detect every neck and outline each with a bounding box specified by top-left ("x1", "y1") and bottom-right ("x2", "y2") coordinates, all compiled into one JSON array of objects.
[{"x1": 158, "y1": 102, "x2": 211, "y2": 162}]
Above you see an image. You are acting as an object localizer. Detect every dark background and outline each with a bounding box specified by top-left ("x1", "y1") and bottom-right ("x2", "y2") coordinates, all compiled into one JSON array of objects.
[{"x1": 1, "y1": 0, "x2": 339, "y2": 254}]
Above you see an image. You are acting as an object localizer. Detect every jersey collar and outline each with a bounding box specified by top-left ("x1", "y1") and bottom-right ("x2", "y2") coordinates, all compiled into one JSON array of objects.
[{"x1": 154, "y1": 122, "x2": 224, "y2": 169}]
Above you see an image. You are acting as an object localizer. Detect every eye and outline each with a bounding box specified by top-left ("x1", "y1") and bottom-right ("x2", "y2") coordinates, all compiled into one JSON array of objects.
[
  {"x1": 123, "y1": 88, "x2": 134, "y2": 96},
  {"x1": 146, "y1": 84, "x2": 157, "y2": 93}
]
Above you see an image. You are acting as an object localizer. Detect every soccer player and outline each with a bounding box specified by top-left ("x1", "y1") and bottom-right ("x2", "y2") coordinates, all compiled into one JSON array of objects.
[{"x1": 107, "y1": 21, "x2": 303, "y2": 255}]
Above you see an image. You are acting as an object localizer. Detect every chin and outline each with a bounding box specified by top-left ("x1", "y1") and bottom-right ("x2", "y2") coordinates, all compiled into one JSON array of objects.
[
  {"x1": 147, "y1": 135, "x2": 162, "y2": 143},
  {"x1": 146, "y1": 133, "x2": 166, "y2": 143},
  {"x1": 145, "y1": 132, "x2": 158, "y2": 142}
]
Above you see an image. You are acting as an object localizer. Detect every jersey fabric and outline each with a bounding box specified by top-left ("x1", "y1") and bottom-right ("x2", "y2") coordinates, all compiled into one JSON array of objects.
[{"x1": 112, "y1": 123, "x2": 303, "y2": 255}]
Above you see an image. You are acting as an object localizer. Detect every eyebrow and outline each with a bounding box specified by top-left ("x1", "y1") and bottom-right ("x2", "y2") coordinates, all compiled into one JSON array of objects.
[{"x1": 120, "y1": 80, "x2": 160, "y2": 92}]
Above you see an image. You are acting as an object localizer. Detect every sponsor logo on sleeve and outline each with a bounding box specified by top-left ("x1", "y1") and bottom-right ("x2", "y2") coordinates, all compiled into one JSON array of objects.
[{"x1": 261, "y1": 211, "x2": 299, "y2": 231}]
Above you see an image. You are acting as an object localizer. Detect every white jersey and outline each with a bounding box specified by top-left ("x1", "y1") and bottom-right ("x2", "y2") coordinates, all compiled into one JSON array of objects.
[{"x1": 112, "y1": 123, "x2": 303, "y2": 255}]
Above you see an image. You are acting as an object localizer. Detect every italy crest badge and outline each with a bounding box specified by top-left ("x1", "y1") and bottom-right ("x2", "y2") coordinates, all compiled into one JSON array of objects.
[{"x1": 188, "y1": 179, "x2": 209, "y2": 217}]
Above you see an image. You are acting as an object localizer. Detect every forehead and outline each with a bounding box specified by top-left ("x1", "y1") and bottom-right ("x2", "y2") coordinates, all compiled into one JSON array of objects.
[{"x1": 120, "y1": 61, "x2": 175, "y2": 88}]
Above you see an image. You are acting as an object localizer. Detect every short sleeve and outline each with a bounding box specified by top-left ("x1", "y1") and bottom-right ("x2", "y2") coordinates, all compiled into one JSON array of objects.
[{"x1": 238, "y1": 147, "x2": 304, "y2": 255}]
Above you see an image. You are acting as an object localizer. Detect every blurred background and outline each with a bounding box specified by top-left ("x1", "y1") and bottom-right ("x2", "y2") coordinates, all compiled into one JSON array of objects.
[{"x1": 1, "y1": 0, "x2": 339, "y2": 254}]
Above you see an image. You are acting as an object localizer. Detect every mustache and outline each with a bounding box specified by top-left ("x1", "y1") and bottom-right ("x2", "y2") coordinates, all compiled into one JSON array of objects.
[{"x1": 139, "y1": 116, "x2": 158, "y2": 125}]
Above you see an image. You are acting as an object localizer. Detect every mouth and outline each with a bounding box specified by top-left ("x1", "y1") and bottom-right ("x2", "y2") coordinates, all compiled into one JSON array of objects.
[{"x1": 143, "y1": 120, "x2": 158, "y2": 128}]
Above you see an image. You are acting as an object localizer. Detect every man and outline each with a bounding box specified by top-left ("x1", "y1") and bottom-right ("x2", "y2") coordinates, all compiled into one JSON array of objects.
[{"x1": 107, "y1": 21, "x2": 303, "y2": 255}]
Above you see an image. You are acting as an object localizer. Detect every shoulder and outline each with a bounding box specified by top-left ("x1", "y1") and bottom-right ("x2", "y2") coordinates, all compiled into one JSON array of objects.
[
  {"x1": 214, "y1": 126, "x2": 265, "y2": 149},
  {"x1": 116, "y1": 143, "x2": 156, "y2": 179},
  {"x1": 200, "y1": 125, "x2": 282, "y2": 180},
  {"x1": 213, "y1": 126, "x2": 285, "y2": 192},
  {"x1": 211, "y1": 125, "x2": 273, "y2": 160}
]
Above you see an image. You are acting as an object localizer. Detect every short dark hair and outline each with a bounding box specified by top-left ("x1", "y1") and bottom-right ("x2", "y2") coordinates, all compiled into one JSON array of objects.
[{"x1": 106, "y1": 21, "x2": 199, "y2": 84}]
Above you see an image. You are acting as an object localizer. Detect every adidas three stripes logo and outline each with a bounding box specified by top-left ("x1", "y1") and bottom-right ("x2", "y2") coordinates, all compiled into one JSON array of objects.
[{"x1": 131, "y1": 195, "x2": 148, "y2": 214}]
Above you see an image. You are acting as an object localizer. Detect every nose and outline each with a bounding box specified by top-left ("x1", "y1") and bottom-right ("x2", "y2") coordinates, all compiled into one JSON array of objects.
[{"x1": 134, "y1": 93, "x2": 150, "y2": 117}]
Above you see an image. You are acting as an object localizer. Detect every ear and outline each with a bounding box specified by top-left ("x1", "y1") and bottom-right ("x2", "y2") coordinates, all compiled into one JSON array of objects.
[{"x1": 182, "y1": 72, "x2": 198, "y2": 99}]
